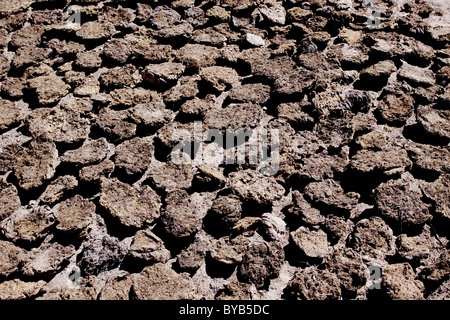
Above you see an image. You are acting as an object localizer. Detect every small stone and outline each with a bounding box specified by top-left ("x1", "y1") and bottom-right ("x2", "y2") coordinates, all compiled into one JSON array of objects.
[
  {"x1": 337, "y1": 28, "x2": 363, "y2": 45},
  {"x1": 220, "y1": 44, "x2": 241, "y2": 63},
  {"x1": 128, "y1": 229, "x2": 170, "y2": 263},
  {"x1": 0, "y1": 0, "x2": 34, "y2": 16},
  {"x1": 114, "y1": 137, "x2": 154, "y2": 176},
  {"x1": 161, "y1": 190, "x2": 201, "y2": 239},
  {"x1": 206, "y1": 6, "x2": 230, "y2": 22},
  {"x1": 180, "y1": 97, "x2": 215, "y2": 120},
  {"x1": 359, "y1": 60, "x2": 396, "y2": 90},
  {"x1": 1, "y1": 77, "x2": 26, "y2": 98},
  {"x1": 405, "y1": 142, "x2": 449, "y2": 174},
  {"x1": 60, "y1": 138, "x2": 113, "y2": 165},
  {"x1": 54, "y1": 195, "x2": 96, "y2": 237},
  {"x1": 277, "y1": 102, "x2": 315, "y2": 128},
  {"x1": 233, "y1": 217, "x2": 261, "y2": 234},
  {"x1": 251, "y1": 55, "x2": 294, "y2": 81},
  {"x1": 0, "y1": 144, "x2": 22, "y2": 173},
  {"x1": 192, "y1": 28, "x2": 227, "y2": 46},
  {"x1": 101, "y1": 5, "x2": 136, "y2": 27},
  {"x1": 374, "y1": 177, "x2": 432, "y2": 227},
  {"x1": 274, "y1": 68, "x2": 315, "y2": 95},
  {"x1": 290, "y1": 227, "x2": 329, "y2": 259},
  {"x1": 228, "y1": 169, "x2": 285, "y2": 207},
  {"x1": 12, "y1": 140, "x2": 60, "y2": 191},
  {"x1": 287, "y1": 191, "x2": 325, "y2": 226},
  {"x1": 142, "y1": 62, "x2": 185, "y2": 86},
  {"x1": 437, "y1": 65, "x2": 450, "y2": 86},
  {"x1": 12, "y1": 46, "x2": 52, "y2": 70},
  {"x1": 206, "y1": 195, "x2": 242, "y2": 234},
  {"x1": 349, "y1": 216, "x2": 396, "y2": 261},
  {"x1": 325, "y1": 43, "x2": 369, "y2": 69},
  {"x1": 64, "y1": 71, "x2": 86, "y2": 87},
  {"x1": 382, "y1": 263, "x2": 425, "y2": 300},
  {"x1": 148, "y1": 162, "x2": 194, "y2": 193},
  {"x1": 99, "y1": 275, "x2": 133, "y2": 300},
  {"x1": 1, "y1": 201, "x2": 54, "y2": 243},
  {"x1": 238, "y1": 239, "x2": 284, "y2": 289},
  {"x1": 103, "y1": 39, "x2": 131, "y2": 64},
  {"x1": 76, "y1": 21, "x2": 116, "y2": 40},
  {"x1": 204, "y1": 103, "x2": 263, "y2": 132},
  {"x1": 176, "y1": 44, "x2": 221, "y2": 68},
  {"x1": 398, "y1": 62, "x2": 435, "y2": 87},
  {"x1": 228, "y1": 83, "x2": 271, "y2": 104},
  {"x1": 284, "y1": 266, "x2": 341, "y2": 300},
  {"x1": 40, "y1": 175, "x2": 78, "y2": 204},
  {"x1": 0, "y1": 29, "x2": 7, "y2": 48},
  {"x1": 129, "y1": 102, "x2": 174, "y2": 130},
  {"x1": 324, "y1": 214, "x2": 353, "y2": 243},
  {"x1": 287, "y1": 7, "x2": 313, "y2": 22},
  {"x1": 77, "y1": 233, "x2": 128, "y2": 276},
  {"x1": 21, "y1": 242, "x2": 75, "y2": 277},
  {"x1": 60, "y1": 96, "x2": 93, "y2": 114},
  {"x1": 163, "y1": 76, "x2": 199, "y2": 105},
  {"x1": 74, "y1": 78, "x2": 101, "y2": 96},
  {"x1": 96, "y1": 108, "x2": 136, "y2": 141},
  {"x1": 209, "y1": 236, "x2": 247, "y2": 265},
  {"x1": 184, "y1": 7, "x2": 208, "y2": 27},
  {"x1": 156, "y1": 22, "x2": 193, "y2": 40},
  {"x1": 26, "y1": 107, "x2": 91, "y2": 143},
  {"x1": 28, "y1": 75, "x2": 70, "y2": 106},
  {"x1": 377, "y1": 94, "x2": 415, "y2": 125},
  {"x1": 397, "y1": 226, "x2": 434, "y2": 260},
  {"x1": 220, "y1": 0, "x2": 254, "y2": 11},
  {"x1": 156, "y1": 121, "x2": 195, "y2": 151},
  {"x1": 177, "y1": 231, "x2": 211, "y2": 272},
  {"x1": 75, "y1": 50, "x2": 102, "y2": 70},
  {"x1": 79, "y1": 160, "x2": 115, "y2": 184},
  {"x1": 131, "y1": 263, "x2": 198, "y2": 300},
  {"x1": 421, "y1": 174, "x2": 450, "y2": 221},
  {"x1": 99, "y1": 65, "x2": 141, "y2": 89},
  {"x1": 172, "y1": 0, "x2": 195, "y2": 9},
  {"x1": 47, "y1": 39, "x2": 85, "y2": 57},
  {"x1": 417, "y1": 105, "x2": 450, "y2": 142},
  {"x1": 0, "y1": 181, "x2": 21, "y2": 221},
  {"x1": 257, "y1": 4, "x2": 287, "y2": 25},
  {"x1": 99, "y1": 178, "x2": 162, "y2": 229},
  {"x1": 199, "y1": 66, "x2": 239, "y2": 92},
  {"x1": 300, "y1": 153, "x2": 348, "y2": 182},
  {"x1": 110, "y1": 88, "x2": 160, "y2": 107},
  {"x1": 148, "y1": 6, "x2": 181, "y2": 30},
  {"x1": 10, "y1": 25, "x2": 43, "y2": 48},
  {"x1": 0, "y1": 54, "x2": 10, "y2": 79},
  {"x1": 350, "y1": 147, "x2": 412, "y2": 174},
  {"x1": 314, "y1": 114, "x2": 354, "y2": 149},
  {"x1": 355, "y1": 130, "x2": 386, "y2": 150},
  {"x1": 324, "y1": 247, "x2": 367, "y2": 293},
  {"x1": 133, "y1": 43, "x2": 173, "y2": 63},
  {"x1": 246, "y1": 33, "x2": 265, "y2": 47},
  {"x1": 0, "y1": 240, "x2": 25, "y2": 277},
  {"x1": 419, "y1": 250, "x2": 450, "y2": 284},
  {"x1": 261, "y1": 213, "x2": 288, "y2": 246},
  {"x1": 0, "y1": 279, "x2": 46, "y2": 300},
  {"x1": 304, "y1": 179, "x2": 359, "y2": 213}
]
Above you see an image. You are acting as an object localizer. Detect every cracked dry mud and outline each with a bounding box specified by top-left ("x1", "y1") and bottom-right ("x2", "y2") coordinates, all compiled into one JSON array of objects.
[{"x1": 0, "y1": 0, "x2": 449, "y2": 300}]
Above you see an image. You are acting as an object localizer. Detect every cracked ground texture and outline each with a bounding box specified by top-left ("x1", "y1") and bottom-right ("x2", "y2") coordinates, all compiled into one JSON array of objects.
[{"x1": 0, "y1": 0, "x2": 449, "y2": 300}]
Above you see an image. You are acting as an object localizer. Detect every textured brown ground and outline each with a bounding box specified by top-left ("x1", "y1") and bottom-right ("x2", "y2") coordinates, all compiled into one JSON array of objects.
[{"x1": 0, "y1": 0, "x2": 449, "y2": 300}]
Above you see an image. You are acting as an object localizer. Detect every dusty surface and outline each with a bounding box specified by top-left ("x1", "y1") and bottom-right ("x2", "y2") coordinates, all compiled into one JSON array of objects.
[{"x1": 0, "y1": 0, "x2": 449, "y2": 300}]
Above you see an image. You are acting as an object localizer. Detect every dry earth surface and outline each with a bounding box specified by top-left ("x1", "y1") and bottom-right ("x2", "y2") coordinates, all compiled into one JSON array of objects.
[{"x1": 0, "y1": 0, "x2": 449, "y2": 300}]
